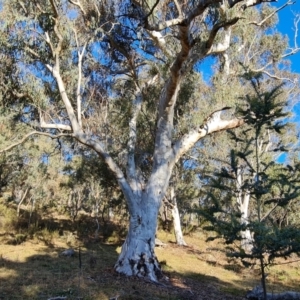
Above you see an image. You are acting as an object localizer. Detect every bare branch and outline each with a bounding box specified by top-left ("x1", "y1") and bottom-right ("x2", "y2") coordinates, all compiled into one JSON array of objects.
[
  {"x1": 294, "y1": 13, "x2": 300, "y2": 49},
  {"x1": 144, "y1": 17, "x2": 184, "y2": 31},
  {"x1": 248, "y1": 0, "x2": 295, "y2": 26},
  {"x1": 46, "y1": 63, "x2": 81, "y2": 133},
  {"x1": 261, "y1": 203, "x2": 279, "y2": 222},
  {"x1": 157, "y1": 25, "x2": 190, "y2": 122},
  {"x1": 258, "y1": 70, "x2": 297, "y2": 83},
  {"x1": 223, "y1": 53, "x2": 231, "y2": 76},
  {"x1": 40, "y1": 112, "x2": 72, "y2": 131},
  {"x1": 174, "y1": 0, "x2": 183, "y2": 18},
  {"x1": 145, "y1": 0, "x2": 160, "y2": 20},
  {"x1": 68, "y1": 0, "x2": 86, "y2": 15},
  {"x1": 73, "y1": 133, "x2": 136, "y2": 214},
  {"x1": 0, "y1": 131, "x2": 71, "y2": 153},
  {"x1": 127, "y1": 92, "x2": 142, "y2": 189},
  {"x1": 25, "y1": 47, "x2": 40, "y2": 59},
  {"x1": 76, "y1": 42, "x2": 87, "y2": 129},
  {"x1": 18, "y1": 1, "x2": 28, "y2": 15},
  {"x1": 44, "y1": 32, "x2": 55, "y2": 55},
  {"x1": 248, "y1": 34, "x2": 300, "y2": 73},
  {"x1": 53, "y1": 22, "x2": 64, "y2": 65},
  {"x1": 144, "y1": 0, "x2": 213, "y2": 31},
  {"x1": 49, "y1": 0, "x2": 59, "y2": 17}
]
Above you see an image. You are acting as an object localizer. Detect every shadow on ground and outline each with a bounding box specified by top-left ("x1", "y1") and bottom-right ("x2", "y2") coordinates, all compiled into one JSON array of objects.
[
  {"x1": 1, "y1": 240, "x2": 300, "y2": 300},
  {"x1": 0, "y1": 240, "x2": 249, "y2": 300},
  {"x1": 1, "y1": 208, "x2": 299, "y2": 300}
]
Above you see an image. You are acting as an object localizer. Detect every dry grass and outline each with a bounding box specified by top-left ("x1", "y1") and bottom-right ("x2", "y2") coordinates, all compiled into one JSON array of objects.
[{"x1": 0, "y1": 203, "x2": 300, "y2": 299}]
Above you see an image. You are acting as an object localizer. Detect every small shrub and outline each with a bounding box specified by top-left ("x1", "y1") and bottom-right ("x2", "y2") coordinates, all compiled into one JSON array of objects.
[
  {"x1": 7, "y1": 233, "x2": 27, "y2": 245},
  {"x1": 0, "y1": 203, "x2": 18, "y2": 231}
]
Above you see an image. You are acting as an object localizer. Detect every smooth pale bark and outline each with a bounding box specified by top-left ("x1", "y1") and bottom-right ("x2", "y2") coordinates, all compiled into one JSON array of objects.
[
  {"x1": 115, "y1": 193, "x2": 162, "y2": 280},
  {"x1": 17, "y1": 187, "x2": 29, "y2": 218},
  {"x1": 236, "y1": 166, "x2": 253, "y2": 252},
  {"x1": 169, "y1": 186, "x2": 187, "y2": 246},
  {"x1": 171, "y1": 201, "x2": 187, "y2": 246}
]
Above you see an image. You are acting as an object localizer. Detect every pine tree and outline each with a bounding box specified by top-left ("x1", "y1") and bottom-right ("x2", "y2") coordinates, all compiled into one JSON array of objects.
[{"x1": 200, "y1": 80, "x2": 300, "y2": 299}]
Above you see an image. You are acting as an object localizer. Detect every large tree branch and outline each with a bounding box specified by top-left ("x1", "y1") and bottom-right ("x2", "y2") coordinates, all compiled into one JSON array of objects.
[
  {"x1": 143, "y1": 0, "x2": 220, "y2": 31},
  {"x1": 174, "y1": 0, "x2": 183, "y2": 18},
  {"x1": 153, "y1": 25, "x2": 191, "y2": 170},
  {"x1": 228, "y1": 0, "x2": 277, "y2": 9},
  {"x1": 142, "y1": 0, "x2": 269, "y2": 33},
  {"x1": 206, "y1": 20, "x2": 239, "y2": 54},
  {"x1": 73, "y1": 133, "x2": 136, "y2": 214},
  {"x1": 41, "y1": 10, "x2": 82, "y2": 133},
  {"x1": 150, "y1": 11, "x2": 239, "y2": 198},
  {"x1": 77, "y1": 45, "x2": 86, "y2": 129},
  {"x1": 74, "y1": 26, "x2": 87, "y2": 129},
  {"x1": 46, "y1": 64, "x2": 81, "y2": 133},
  {"x1": 145, "y1": 24, "x2": 193, "y2": 204},
  {"x1": 173, "y1": 108, "x2": 245, "y2": 162},
  {"x1": 127, "y1": 88, "x2": 143, "y2": 192},
  {"x1": 158, "y1": 25, "x2": 190, "y2": 121},
  {"x1": 147, "y1": 30, "x2": 172, "y2": 57},
  {"x1": 49, "y1": 0, "x2": 59, "y2": 17}
]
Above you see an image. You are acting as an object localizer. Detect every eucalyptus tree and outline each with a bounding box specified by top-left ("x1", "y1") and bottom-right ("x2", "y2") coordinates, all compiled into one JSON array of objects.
[{"x1": 0, "y1": 0, "x2": 299, "y2": 281}]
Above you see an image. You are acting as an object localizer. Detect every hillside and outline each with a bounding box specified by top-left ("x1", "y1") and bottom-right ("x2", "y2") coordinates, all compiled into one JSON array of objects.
[{"x1": 0, "y1": 202, "x2": 300, "y2": 300}]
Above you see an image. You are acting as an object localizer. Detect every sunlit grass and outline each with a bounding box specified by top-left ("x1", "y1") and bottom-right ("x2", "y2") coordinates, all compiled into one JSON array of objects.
[
  {"x1": 0, "y1": 203, "x2": 300, "y2": 299},
  {"x1": 0, "y1": 268, "x2": 18, "y2": 279}
]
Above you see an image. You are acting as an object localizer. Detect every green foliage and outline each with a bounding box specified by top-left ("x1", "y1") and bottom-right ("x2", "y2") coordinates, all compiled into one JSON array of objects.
[
  {"x1": 61, "y1": 149, "x2": 126, "y2": 222},
  {"x1": 199, "y1": 80, "x2": 300, "y2": 298},
  {"x1": 0, "y1": 201, "x2": 18, "y2": 230}
]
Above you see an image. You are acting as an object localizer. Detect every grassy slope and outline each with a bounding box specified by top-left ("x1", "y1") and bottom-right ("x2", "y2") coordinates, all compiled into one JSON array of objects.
[{"x1": 0, "y1": 204, "x2": 299, "y2": 300}]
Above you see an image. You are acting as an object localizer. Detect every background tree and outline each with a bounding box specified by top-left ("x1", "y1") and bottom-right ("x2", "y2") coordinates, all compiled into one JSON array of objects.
[{"x1": 0, "y1": 0, "x2": 299, "y2": 281}]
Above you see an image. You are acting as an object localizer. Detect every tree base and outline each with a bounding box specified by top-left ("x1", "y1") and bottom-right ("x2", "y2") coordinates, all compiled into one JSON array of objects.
[{"x1": 115, "y1": 237, "x2": 163, "y2": 282}]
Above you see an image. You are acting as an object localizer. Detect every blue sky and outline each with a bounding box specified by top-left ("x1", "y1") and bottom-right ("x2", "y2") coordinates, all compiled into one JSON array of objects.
[
  {"x1": 276, "y1": 1, "x2": 300, "y2": 73},
  {"x1": 275, "y1": 1, "x2": 300, "y2": 163}
]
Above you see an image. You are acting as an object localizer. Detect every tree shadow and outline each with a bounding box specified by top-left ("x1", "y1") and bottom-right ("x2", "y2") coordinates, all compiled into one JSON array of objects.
[
  {"x1": 0, "y1": 243, "x2": 121, "y2": 300},
  {"x1": 0, "y1": 238, "x2": 248, "y2": 300},
  {"x1": 1, "y1": 209, "x2": 299, "y2": 300},
  {"x1": 1, "y1": 240, "x2": 300, "y2": 300}
]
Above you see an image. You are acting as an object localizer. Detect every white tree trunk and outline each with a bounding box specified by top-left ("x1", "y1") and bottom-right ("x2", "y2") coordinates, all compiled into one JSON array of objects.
[
  {"x1": 170, "y1": 187, "x2": 187, "y2": 246},
  {"x1": 239, "y1": 195, "x2": 253, "y2": 252},
  {"x1": 240, "y1": 221, "x2": 253, "y2": 252},
  {"x1": 115, "y1": 199, "x2": 162, "y2": 281},
  {"x1": 172, "y1": 204, "x2": 187, "y2": 246},
  {"x1": 236, "y1": 167, "x2": 253, "y2": 252}
]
